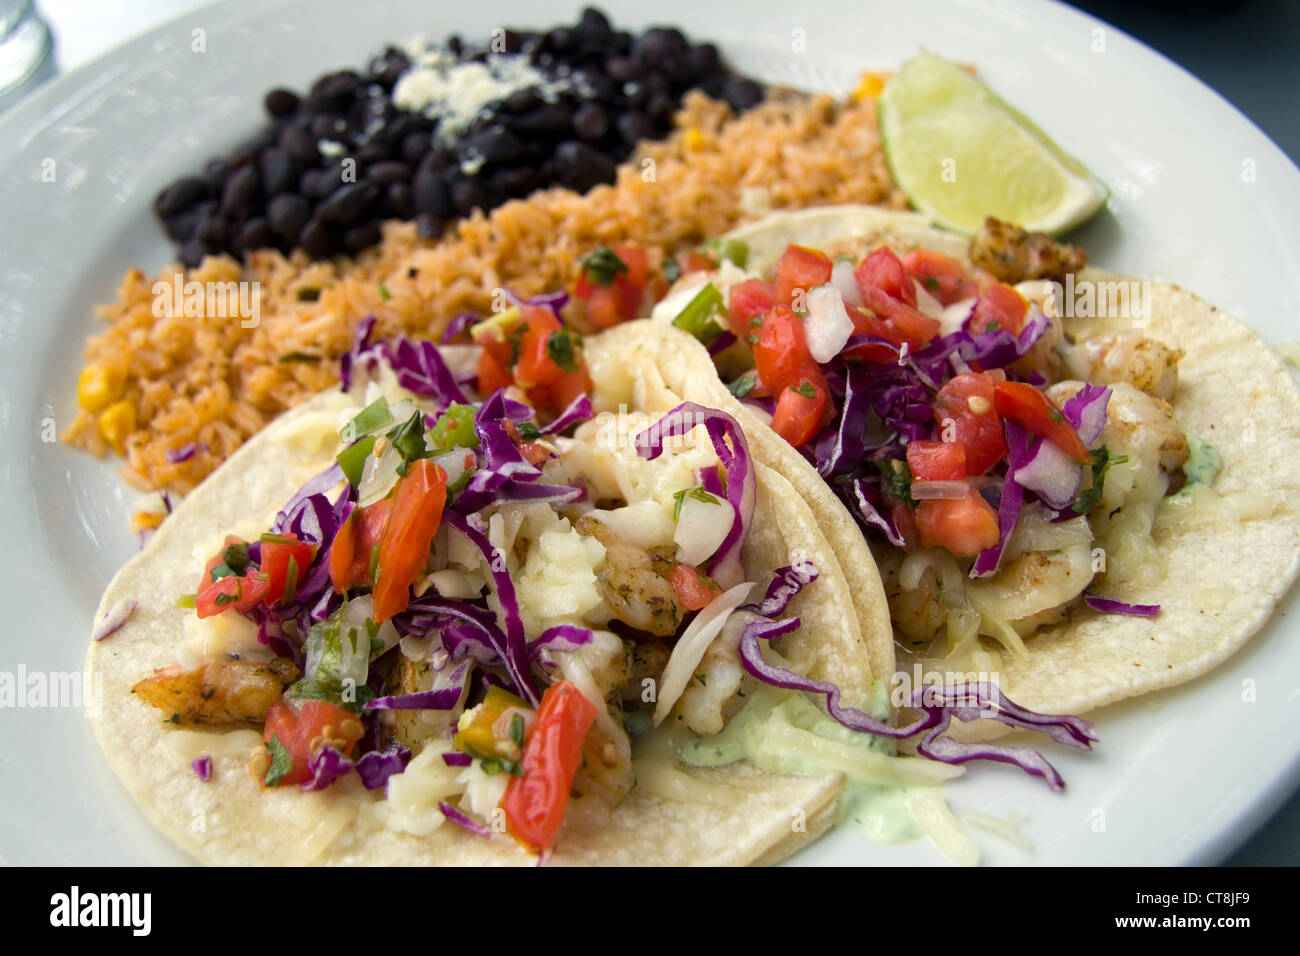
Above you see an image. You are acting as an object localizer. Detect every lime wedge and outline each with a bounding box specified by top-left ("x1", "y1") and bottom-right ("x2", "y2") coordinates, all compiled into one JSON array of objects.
[{"x1": 878, "y1": 51, "x2": 1108, "y2": 236}]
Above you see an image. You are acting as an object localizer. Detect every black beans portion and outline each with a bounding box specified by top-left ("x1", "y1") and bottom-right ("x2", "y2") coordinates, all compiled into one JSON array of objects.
[{"x1": 151, "y1": 5, "x2": 767, "y2": 264}]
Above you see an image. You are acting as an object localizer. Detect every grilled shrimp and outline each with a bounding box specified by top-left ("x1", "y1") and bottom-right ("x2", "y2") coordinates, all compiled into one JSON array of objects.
[
  {"x1": 676, "y1": 614, "x2": 748, "y2": 735},
  {"x1": 967, "y1": 544, "x2": 1094, "y2": 639},
  {"x1": 970, "y1": 217, "x2": 1087, "y2": 284},
  {"x1": 573, "y1": 515, "x2": 683, "y2": 637},
  {"x1": 1067, "y1": 332, "x2": 1183, "y2": 401},
  {"x1": 571, "y1": 715, "x2": 635, "y2": 808},
  {"x1": 133, "y1": 655, "x2": 299, "y2": 726},
  {"x1": 373, "y1": 656, "x2": 467, "y2": 754}
]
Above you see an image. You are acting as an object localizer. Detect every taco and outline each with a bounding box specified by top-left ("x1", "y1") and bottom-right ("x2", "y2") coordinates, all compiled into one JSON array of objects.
[
  {"x1": 634, "y1": 204, "x2": 1300, "y2": 720},
  {"x1": 87, "y1": 307, "x2": 1092, "y2": 865}
]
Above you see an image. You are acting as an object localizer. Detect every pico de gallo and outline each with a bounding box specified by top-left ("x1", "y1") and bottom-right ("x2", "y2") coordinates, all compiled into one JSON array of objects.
[{"x1": 646, "y1": 224, "x2": 1194, "y2": 659}]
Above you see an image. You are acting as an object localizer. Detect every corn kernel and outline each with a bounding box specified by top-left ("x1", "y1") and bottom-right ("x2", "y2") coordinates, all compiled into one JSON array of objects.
[
  {"x1": 683, "y1": 127, "x2": 705, "y2": 152},
  {"x1": 98, "y1": 400, "x2": 137, "y2": 455},
  {"x1": 77, "y1": 364, "x2": 125, "y2": 414},
  {"x1": 853, "y1": 72, "x2": 886, "y2": 101}
]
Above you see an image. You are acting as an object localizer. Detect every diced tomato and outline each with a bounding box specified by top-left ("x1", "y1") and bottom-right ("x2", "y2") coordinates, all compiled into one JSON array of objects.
[
  {"x1": 195, "y1": 575, "x2": 242, "y2": 618},
  {"x1": 726, "y1": 278, "x2": 775, "y2": 338},
  {"x1": 752, "y1": 305, "x2": 828, "y2": 447},
  {"x1": 328, "y1": 498, "x2": 392, "y2": 593},
  {"x1": 933, "y1": 372, "x2": 1007, "y2": 475},
  {"x1": 512, "y1": 306, "x2": 564, "y2": 389},
  {"x1": 505, "y1": 420, "x2": 552, "y2": 467},
  {"x1": 615, "y1": 244, "x2": 648, "y2": 317},
  {"x1": 260, "y1": 533, "x2": 317, "y2": 607},
  {"x1": 198, "y1": 535, "x2": 246, "y2": 592},
  {"x1": 671, "y1": 564, "x2": 723, "y2": 611},
  {"x1": 889, "y1": 498, "x2": 921, "y2": 550},
  {"x1": 371, "y1": 459, "x2": 448, "y2": 622},
  {"x1": 906, "y1": 440, "x2": 968, "y2": 481},
  {"x1": 752, "y1": 305, "x2": 813, "y2": 391},
  {"x1": 584, "y1": 285, "x2": 621, "y2": 329},
  {"x1": 992, "y1": 381, "x2": 1090, "y2": 463},
  {"x1": 500, "y1": 681, "x2": 597, "y2": 852},
  {"x1": 775, "y1": 244, "x2": 833, "y2": 308},
  {"x1": 675, "y1": 249, "x2": 716, "y2": 276},
  {"x1": 915, "y1": 490, "x2": 1000, "y2": 558},
  {"x1": 902, "y1": 249, "x2": 978, "y2": 306},
  {"x1": 968, "y1": 282, "x2": 1029, "y2": 336},
  {"x1": 855, "y1": 248, "x2": 917, "y2": 307},
  {"x1": 537, "y1": 362, "x2": 593, "y2": 417},
  {"x1": 839, "y1": 303, "x2": 900, "y2": 363},
  {"x1": 477, "y1": 346, "x2": 513, "y2": 394},
  {"x1": 261, "y1": 700, "x2": 364, "y2": 788}
]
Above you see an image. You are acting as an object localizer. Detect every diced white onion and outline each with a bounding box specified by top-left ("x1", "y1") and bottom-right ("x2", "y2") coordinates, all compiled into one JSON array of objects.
[
  {"x1": 913, "y1": 279, "x2": 945, "y2": 321},
  {"x1": 673, "y1": 493, "x2": 733, "y2": 566},
  {"x1": 830, "y1": 259, "x2": 863, "y2": 307},
  {"x1": 803, "y1": 285, "x2": 856, "y2": 363},
  {"x1": 909, "y1": 479, "x2": 972, "y2": 500},
  {"x1": 357, "y1": 439, "x2": 404, "y2": 506}
]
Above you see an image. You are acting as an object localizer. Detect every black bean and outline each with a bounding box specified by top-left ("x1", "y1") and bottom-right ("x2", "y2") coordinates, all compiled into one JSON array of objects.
[
  {"x1": 343, "y1": 221, "x2": 382, "y2": 252},
  {"x1": 194, "y1": 202, "x2": 229, "y2": 245},
  {"x1": 202, "y1": 159, "x2": 229, "y2": 195},
  {"x1": 611, "y1": 30, "x2": 632, "y2": 55},
  {"x1": 512, "y1": 104, "x2": 573, "y2": 134},
  {"x1": 300, "y1": 168, "x2": 337, "y2": 200},
  {"x1": 416, "y1": 213, "x2": 444, "y2": 239},
  {"x1": 447, "y1": 34, "x2": 463, "y2": 56},
  {"x1": 259, "y1": 148, "x2": 301, "y2": 196},
  {"x1": 489, "y1": 166, "x2": 537, "y2": 197},
  {"x1": 554, "y1": 140, "x2": 616, "y2": 192},
  {"x1": 179, "y1": 238, "x2": 211, "y2": 269},
  {"x1": 689, "y1": 42, "x2": 720, "y2": 76},
  {"x1": 356, "y1": 141, "x2": 390, "y2": 165},
  {"x1": 386, "y1": 181, "x2": 414, "y2": 219},
  {"x1": 264, "y1": 88, "x2": 300, "y2": 118},
  {"x1": 220, "y1": 166, "x2": 260, "y2": 217},
  {"x1": 623, "y1": 82, "x2": 649, "y2": 108},
  {"x1": 450, "y1": 178, "x2": 495, "y2": 216},
  {"x1": 381, "y1": 113, "x2": 423, "y2": 148},
  {"x1": 545, "y1": 27, "x2": 573, "y2": 53},
  {"x1": 504, "y1": 87, "x2": 542, "y2": 114},
  {"x1": 369, "y1": 47, "x2": 410, "y2": 88},
  {"x1": 573, "y1": 103, "x2": 609, "y2": 142},
  {"x1": 725, "y1": 77, "x2": 764, "y2": 111},
  {"x1": 616, "y1": 111, "x2": 655, "y2": 148},
  {"x1": 299, "y1": 216, "x2": 335, "y2": 259},
  {"x1": 413, "y1": 166, "x2": 452, "y2": 218},
  {"x1": 308, "y1": 70, "x2": 361, "y2": 110},
  {"x1": 468, "y1": 125, "x2": 522, "y2": 165},
  {"x1": 637, "y1": 28, "x2": 683, "y2": 68},
  {"x1": 279, "y1": 126, "x2": 319, "y2": 165},
  {"x1": 267, "y1": 194, "x2": 311, "y2": 242},
  {"x1": 311, "y1": 114, "x2": 349, "y2": 141},
  {"x1": 320, "y1": 181, "x2": 380, "y2": 224},
  {"x1": 164, "y1": 205, "x2": 202, "y2": 242},
  {"x1": 154, "y1": 177, "x2": 208, "y2": 218},
  {"x1": 647, "y1": 93, "x2": 676, "y2": 125},
  {"x1": 606, "y1": 56, "x2": 639, "y2": 84},
  {"x1": 235, "y1": 216, "x2": 274, "y2": 255},
  {"x1": 401, "y1": 130, "x2": 432, "y2": 165},
  {"x1": 366, "y1": 160, "x2": 411, "y2": 186}
]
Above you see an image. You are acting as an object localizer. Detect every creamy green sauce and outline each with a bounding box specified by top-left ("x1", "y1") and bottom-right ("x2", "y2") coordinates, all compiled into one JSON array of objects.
[
  {"x1": 1181, "y1": 435, "x2": 1221, "y2": 489},
  {"x1": 674, "y1": 684, "x2": 922, "y2": 844}
]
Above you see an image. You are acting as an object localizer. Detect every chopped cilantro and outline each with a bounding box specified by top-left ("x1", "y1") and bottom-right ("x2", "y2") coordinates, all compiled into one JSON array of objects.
[
  {"x1": 264, "y1": 734, "x2": 293, "y2": 786},
  {"x1": 516, "y1": 421, "x2": 542, "y2": 441},
  {"x1": 579, "y1": 246, "x2": 628, "y2": 286},
  {"x1": 791, "y1": 380, "x2": 817, "y2": 400},
  {"x1": 295, "y1": 286, "x2": 320, "y2": 302},
  {"x1": 509, "y1": 713, "x2": 526, "y2": 751},
  {"x1": 546, "y1": 329, "x2": 582, "y2": 373},
  {"x1": 728, "y1": 374, "x2": 758, "y2": 399},
  {"x1": 378, "y1": 283, "x2": 391, "y2": 300},
  {"x1": 1071, "y1": 446, "x2": 1128, "y2": 514},
  {"x1": 673, "y1": 485, "x2": 721, "y2": 521}
]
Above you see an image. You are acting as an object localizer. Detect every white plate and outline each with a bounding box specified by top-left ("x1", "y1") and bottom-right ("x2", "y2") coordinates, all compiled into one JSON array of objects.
[{"x1": 1, "y1": 0, "x2": 1297, "y2": 866}]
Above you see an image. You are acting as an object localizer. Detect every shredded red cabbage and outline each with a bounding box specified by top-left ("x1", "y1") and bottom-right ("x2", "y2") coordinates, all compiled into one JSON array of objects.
[
  {"x1": 441, "y1": 751, "x2": 472, "y2": 767},
  {"x1": 501, "y1": 287, "x2": 569, "y2": 324},
  {"x1": 356, "y1": 745, "x2": 412, "y2": 790},
  {"x1": 744, "y1": 562, "x2": 818, "y2": 618},
  {"x1": 538, "y1": 394, "x2": 594, "y2": 436},
  {"x1": 441, "y1": 311, "x2": 478, "y2": 344},
  {"x1": 439, "y1": 801, "x2": 492, "y2": 837},
  {"x1": 1062, "y1": 383, "x2": 1112, "y2": 446},
  {"x1": 972, "y1": 422, "x2": 1029, "y2": 577},
  {"x1": 301, "y1": 744, "x2": 354, "y2": 791},
  {"x1": 166, "y1": 441, "x2": 208, "y2": 464},
  {"x1": 191, "y1": 755, "x2": 212, "y2": 782},
  {"x1": 363, "y1": 661, "x2": 472, "y2": 711},
  {"x1": 1083, "y1": 594, "x2": 1161, "y2": 617},
  {"x1": 440, "y1": 510, "x2": 539, "y2": 705},
  {"x1": 530, "y1": 624, "x2": 595, "y2": 663}
]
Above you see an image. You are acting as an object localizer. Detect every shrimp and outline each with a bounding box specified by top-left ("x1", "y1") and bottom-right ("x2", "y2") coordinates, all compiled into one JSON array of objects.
[
  {"x1": 677, "y1": 614, "x2": 748, "y2": 735},
  {"x1": 132, "y1": 655, "x2": 299, "y2": 727},
  {"x1": 571, "y1": 714, "x2": 635, "y2": 808},
  {"x1": 876, "y1": 548, "x2": 966, "y2": 650},
  {"x1": 1067, "y1": 332, "x2": 1183, "y2": 401},
  {"x1": 967, "y1": 544, "x2": 1094, "y2": 641},
  {"x1": 970, "y1": 217, "x2": 1087, "y2": 284},
  {"x1": 373, "y1": 656, "x2": 464, "y2": 754},
  {"x1": 572, "y1": 515, "x2": 684, "y2": 637}
]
